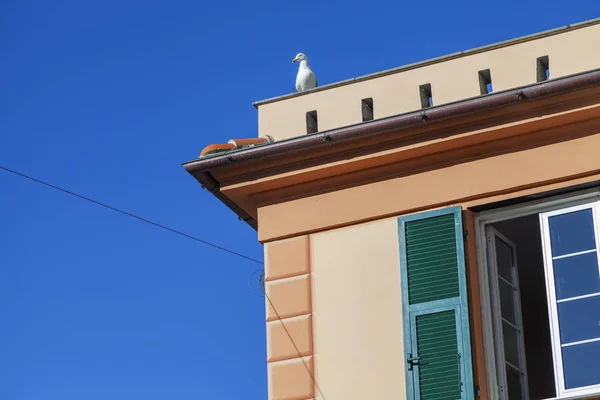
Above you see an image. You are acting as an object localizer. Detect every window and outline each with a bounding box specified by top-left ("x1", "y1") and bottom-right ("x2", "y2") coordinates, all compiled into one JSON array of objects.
[
  {"x1": 477, "y1": 192, "x2": 600, "y2": 400},
  {"x1": 486, "y1": 227, "x2": 529, "y2": 399},
  {"x1": 540, "y1": 204, "x2": 600, "y2": 396}
]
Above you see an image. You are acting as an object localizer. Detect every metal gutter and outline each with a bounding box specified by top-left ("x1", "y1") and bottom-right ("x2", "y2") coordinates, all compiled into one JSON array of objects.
[
  {"x1": 183, "y1": 68, "x2": 600, "y2": 230},
  {"x1": 252, "y1": 18, "x2": 600, "y2": 108},
  {"x1": 190, "y1": 171, "x2": 258, "y2": 230}
]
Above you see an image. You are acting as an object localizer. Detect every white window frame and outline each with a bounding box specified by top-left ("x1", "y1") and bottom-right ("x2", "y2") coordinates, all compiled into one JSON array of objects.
[
  {"x1": 474, "y1": 188, "x2": 600, "y2": 400},
  {"x1": 486, "y1": 227, "x2": 530, "y2": 400},
  {"x1": 539, "y1": 202, "x2": 600, "y2": 398}
]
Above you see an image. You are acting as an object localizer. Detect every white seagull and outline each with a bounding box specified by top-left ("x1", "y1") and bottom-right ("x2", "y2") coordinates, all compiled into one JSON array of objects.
[{"x1": 292, "y1": 53, "x2": 317, "y2": 92}]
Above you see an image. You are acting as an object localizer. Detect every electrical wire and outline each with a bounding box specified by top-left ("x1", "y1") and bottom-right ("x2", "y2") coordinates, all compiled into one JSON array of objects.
[
  {"x1": 258, "y1": 272, "x2": 327, "y2": 400},
  {"x1": 2, "y1": 163, "x2": 325, "y2": 397},
  {"x1": 247, "y1": 268, "x2": 265, "y2": 298},
  {"x1": 0, "y1": 164, "x2": 263, "y2": 265},
  {"x1": 264, "y1": 291, "x2": 327, "y2": 400}
]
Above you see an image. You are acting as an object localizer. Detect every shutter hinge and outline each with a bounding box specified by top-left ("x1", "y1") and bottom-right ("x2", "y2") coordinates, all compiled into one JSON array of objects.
[
  {"x1": 474, "y1": 384, "x2": 480, "y2": 397},
  {"x1": 407, "y1": 353, "x2": 428, "y2": 371},
  {"x1": 457, "y1": 353, "x2": 462, "y2": 392},
  {"x1": 463, "y1": 230, "x2": 468, "y2": 241}
]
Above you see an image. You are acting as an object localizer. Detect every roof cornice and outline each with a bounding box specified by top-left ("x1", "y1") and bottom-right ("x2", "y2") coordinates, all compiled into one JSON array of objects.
[{"x1": 183, "y1": 68, "x2": 600, "y2": 230}]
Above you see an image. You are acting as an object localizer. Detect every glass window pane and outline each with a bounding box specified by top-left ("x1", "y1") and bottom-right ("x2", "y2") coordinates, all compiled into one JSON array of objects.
[
  {"x1": 496, "y1": 237, "x2": 514, "y2": 281},
  {"x1": 553, "y1": 252, "x2": 600, "y2": 300},
  {"x1": 499, "y1": 279, "x2": 516, "y2": 325},
  {"x1": 502, "y1": 321, "x2": 520, "y2": 367},
  {"x1": 562, "y1": 340, "x2": 600, "y2": 389},
  {"x1": 506, "y1": 364, "x2": 523, "y2": 400},
  {"x1": 557, "y1": 295, "x2": 600, "y2": 344},
  {"x1": 549, "y1": 209, "x2": 596, "y2": 257}
]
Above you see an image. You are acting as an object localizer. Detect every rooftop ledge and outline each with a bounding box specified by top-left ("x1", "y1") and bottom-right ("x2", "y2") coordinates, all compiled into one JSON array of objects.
[
  {"x1": 183, "y1": 68, "x2": 600, "y2": 231},
  {"x1": 251, "y1": 18, "x2": 600, "y2": 142},
  {"x1": 252, "y1": 17, "x2": 600, "y2": 108}
]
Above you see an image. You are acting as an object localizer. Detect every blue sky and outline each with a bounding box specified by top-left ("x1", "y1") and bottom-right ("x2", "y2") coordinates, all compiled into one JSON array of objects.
[{"x1": 0, "y1": 1, "x2": 597, "y2": 398}]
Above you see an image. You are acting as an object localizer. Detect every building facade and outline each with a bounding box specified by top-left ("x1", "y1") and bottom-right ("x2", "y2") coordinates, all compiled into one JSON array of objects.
[{"x1": 184, "y1": 19, "x2": 600, "y2": 400}]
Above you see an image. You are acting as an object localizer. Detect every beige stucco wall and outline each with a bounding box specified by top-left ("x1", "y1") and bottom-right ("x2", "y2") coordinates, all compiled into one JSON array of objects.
[
  {"x1": 310, "y1": 218, "x2": 405, "y2": 399},
  {"x1": 263, "y1": 220, "x2": 406, "y2": 399},
  {"x1": 257, "y1": 21, "x2": 600, "y2": 141}
]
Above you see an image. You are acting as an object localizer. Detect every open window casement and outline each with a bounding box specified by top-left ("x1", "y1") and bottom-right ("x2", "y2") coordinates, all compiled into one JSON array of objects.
[
  {"x1": 485, "y1": 227, "x2": 530, "y2": 400},
  {"x1": 475, "y1": 191, "x2": 600, "y2": 400},
  {"x1": 540, "y1": 202, "x2": 600, "y2": 398},
  {"x1": 398, "y1": 206, "x2": 475, "y2": 400}
]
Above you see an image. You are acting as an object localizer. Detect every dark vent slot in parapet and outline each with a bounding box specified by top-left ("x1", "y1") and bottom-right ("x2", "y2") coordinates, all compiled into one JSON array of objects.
[
  {"x1": 361, "y1": 98, "x2": 374, "y2": 122},
  {"x1": 537, "y1": 56, "x2": 550, "y2": 82},
  {"x1": 419, "y1": 84, "x2": 433, "y2": 108},
  {"x1": 479, "y1": 69, "x2": 493, "y2": 94},
  {"x1": 306, "y1": 110, "x2": 318, "y2": 134}
]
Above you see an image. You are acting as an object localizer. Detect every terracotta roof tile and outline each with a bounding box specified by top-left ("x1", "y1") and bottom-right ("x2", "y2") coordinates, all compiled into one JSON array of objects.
[
  {"x1": 199, "y1": 135, "x2": 274, "y2": 158},
  {"x1": 199, "y1": 143, "x2": 236, "y2": 157}
]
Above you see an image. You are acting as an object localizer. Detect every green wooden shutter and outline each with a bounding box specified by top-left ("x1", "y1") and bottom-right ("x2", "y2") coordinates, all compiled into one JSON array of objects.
[{"x1": 398, "y1": 206, "x2": 474, "y2": 400}]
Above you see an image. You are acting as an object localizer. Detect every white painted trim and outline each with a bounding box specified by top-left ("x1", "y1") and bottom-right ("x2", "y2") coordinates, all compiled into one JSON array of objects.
[
  {"x1": 553, "y1": 249, "x2": 597, "y2": 260},
  {"x1": 557, "y1": 292, "x2": 600, "y2": 303},
  {"x1": 562, "y1": 384, "x2": 600, "y2": 398},
  {"x1": 486, "y1": 227, "x2": 508, "y2": 399},
  {"x1": 475, "y1": 219, "x2": 500, "y2": 400},
  {"x1": 540, "y1": 201, "x2": 600, "y2": 398},
  {"x1": 476, "y1": 190, "x2": 600, "y2": 225},
  {"x1": 562, "y1": 337, "x2": 600, "y2": 347},
  {"x1": 539, "y1": 210, "x2": 563, "y2": 396},
  {"x1": 485, "y1": 227, "x2": 530, "y2": 400},
  {"x1": 502, "y1": 228, "x2": 530, "y2": 399},
  {"x1": 542, "y1": 202, "x2": 598, "y2": 218},
  {"x1": 596, "y1": 202, "x2": 600, "y2": 299},
  {"x1": 542, "y1": 389, "x2": 600, "y2": 400},
  {"x1": 475, "y1": 187, "x2": 600, "y2": 400}
]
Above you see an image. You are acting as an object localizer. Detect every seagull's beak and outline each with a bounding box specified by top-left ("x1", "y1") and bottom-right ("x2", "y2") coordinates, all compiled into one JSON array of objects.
[{"x1": 292, "y1": 57, "x2": 298, "y2": 63}]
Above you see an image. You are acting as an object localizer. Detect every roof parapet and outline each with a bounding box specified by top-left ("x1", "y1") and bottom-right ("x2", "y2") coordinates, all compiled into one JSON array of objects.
[{"x1": 184, "y1": 68, "x2": 600, "y2": 230}]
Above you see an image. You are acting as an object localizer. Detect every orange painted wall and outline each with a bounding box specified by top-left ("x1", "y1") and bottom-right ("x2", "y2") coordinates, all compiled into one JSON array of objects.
[
  {"x1": 261, "y1": 167, "x2": 600, "y2": 399},
  {"x1": 263, "y1": 214, "x2": 492, "y2": 399},
  {"x1": 258, "y1": 132, "x2": 600, "y2": 242},
  {"x1": 264, "y1": 236, "x2": 315, "y2": 400}
]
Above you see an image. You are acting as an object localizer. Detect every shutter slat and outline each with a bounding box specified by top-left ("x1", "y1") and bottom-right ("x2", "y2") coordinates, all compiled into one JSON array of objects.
[
  {"x1": 406, "y1": 238, "x2": 457, "y2": 255},
  {"x1": 406, "y1": 229, "x2": 456, "y2": 243},
  {"x1": 416, "y1": 310, "x2": 460, "y2": 400},
  {"x1": 405, "y1": 213, "x2": 455, "y2": 231},
  {"x1": 406, "y1": 249, "x2": 457, "y2": 264},
  {"x1": 407, "y1": 261, "x2": 458, "y2": 277},
  {"x1": 399, "y1": 207, "x2": 473, "y2": 400},
  {"x1": 406, "y1": 236, "x2": 456, "y2": 251},
  {"x1": 405, "y1": 214, "x2": 459, "y2": 305},
  {"x1": 409, "y1": 277, "x2": 460, "y2": 292},
  {"x1": 409, "y1": 290, "x2": 459, "y2": 304},
  {"x1": 408, "y1": 269, "x2": 458, "y2": 284}
]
